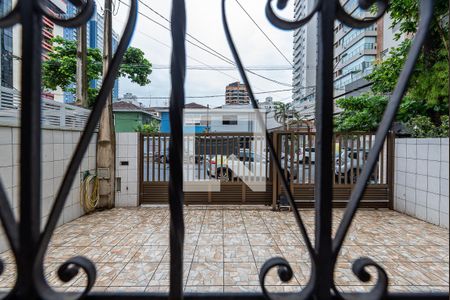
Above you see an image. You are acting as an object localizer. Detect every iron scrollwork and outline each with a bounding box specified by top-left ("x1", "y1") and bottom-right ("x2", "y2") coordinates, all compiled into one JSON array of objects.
[
  {"x1": 0, "y1": 0, "x2": 138, "y2": 298},
  {"x1": 222, "y1": 0, "x2": 435, "y2": 299}
]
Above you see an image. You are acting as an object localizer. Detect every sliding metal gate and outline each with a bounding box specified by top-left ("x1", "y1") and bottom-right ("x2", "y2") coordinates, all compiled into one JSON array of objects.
[{"x1": 140, "y1": 131, "x2": 393, "y2": 208}]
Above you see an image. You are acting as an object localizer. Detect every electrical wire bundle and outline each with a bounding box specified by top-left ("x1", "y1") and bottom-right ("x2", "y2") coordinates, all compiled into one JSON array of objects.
[{"x1": 80, "y1": 172, "x2": 99, "y2": 213}]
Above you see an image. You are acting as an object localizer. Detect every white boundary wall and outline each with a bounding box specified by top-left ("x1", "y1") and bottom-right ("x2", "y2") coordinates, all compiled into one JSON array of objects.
[
  {"x1": 115, "y1": 133, "x2": 139, "y2": 207},
  {"x1": 394, "y1": 138, "x2": 449, "y2": 228},
  {"x1": 0, "y1": 125, "x2": 97, "y2": 252}
]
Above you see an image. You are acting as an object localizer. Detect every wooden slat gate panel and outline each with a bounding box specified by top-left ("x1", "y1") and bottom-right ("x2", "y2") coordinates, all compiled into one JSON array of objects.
[{"x1": 139, "y1": 132, "x2": 393, "y2": 207}]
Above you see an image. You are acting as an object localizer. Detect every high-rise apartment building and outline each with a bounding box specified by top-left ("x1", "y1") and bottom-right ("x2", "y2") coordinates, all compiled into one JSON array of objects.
[
  {"x1": 333, "y1": 1, "x2": 378, "y2": 93},
  {"x1": 0, "y1": 0, "x2": 13, "y2": 89},
  {"x1": 225, "y1": 82, "x2": 250, "y2": 105},
  {"x1": 292, "y1": 0, "x2": 317, "y2": 104},
  {"x1": 0, "y1": 0, "x2": 14, "y2": 108},
  {"x1": 293, "y1": 0, "x2": 388, "y2": 116}
]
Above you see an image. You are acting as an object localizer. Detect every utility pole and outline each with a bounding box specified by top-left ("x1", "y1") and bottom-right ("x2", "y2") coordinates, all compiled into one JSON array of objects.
[
  {"x1": 97, "y1": 0, "x2": 116, "y2": 209},
  {"x1": 76, "y1": 21, "x2": 88, "y2": 107}
]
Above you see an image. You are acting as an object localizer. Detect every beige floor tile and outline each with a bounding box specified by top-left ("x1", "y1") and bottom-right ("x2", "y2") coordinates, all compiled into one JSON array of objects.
[
  {"x1": 224, "y1": 245, "x2": 254, "y2": 262},
  {"x1": 94, "y1": 263, "x2": 126, "y2": 287},
  {"x1": 187, "y1": 262, "x2": 223, "y2": 286},
  {"x1": 201, "y1": 224, "x2": 223, "y2": 234},
  {"x1": 185, "y1": 285, "x2": 224, "y2": 292},
  {"x1": 251, "y1": 245, "x2": 283, "y2": 262},
  {"x1": 223, "y1": 285, "x2": 261, "y2": 292},
  {"x1": 145, "y1": 233, "x2": 169, "y2": 246},
  {"x1": 79, "y1": 246, "x2": 113, "y2": 263},
  {"x1": 277, "y1": 245, "x2": 310, "y2": 262},
  {"x1": 145, "y1": 285, "x2": 169, "y2": 292},
  {"x1": 99, "y1": 246, "x2": 139, "y2": 263},
  {"x1": 1, "y1": 207, "x2": 448, "y2": 293},
  {"x1": 197, "y1": 234, "x2": 223, "y2": 246},
  {"x1": 193, "y1": 245, "x2": 223, "y2": 262},
  {"x1": 105, "y1": 286, "x2": 146, "y2": 292},
  {"x1": 45, "y1": 246, "x2": 87, "y2": 263},
  {"x1": 248, "y1": 234, "x2": 276, "y2": 246},
  {"x1": 117, "y1": 233, "x2": 151, "y2": 246},
  {"x1": 132, "y1": 245, "x2": 167, "y2": 262},
  {"x1": 110, "y1": 262, "x2": 158, "y2": 287},
  {"x1": 223, "y1": 234, "x2": 250, "y2": 246},
  {"x1": 147, "y1": 263, "x2": 190, "y2": 286},
  {"x1": 224, "y1": 262, "x2": 259, "y2": 286}
]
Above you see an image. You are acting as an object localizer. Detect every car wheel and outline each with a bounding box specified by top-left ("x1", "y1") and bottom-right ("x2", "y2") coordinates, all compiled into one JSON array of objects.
[
  {"x1": 348, "y1": 169, "x2": 358, "y2": 184},
  {"x1": 217, "y1": 168, "x2": 232, "y2": 182}
]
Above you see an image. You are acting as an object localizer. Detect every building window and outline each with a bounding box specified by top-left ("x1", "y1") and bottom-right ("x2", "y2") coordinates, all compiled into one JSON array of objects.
[{"x1": 222, "y1": 115, "x2": 238, "y2": 125}]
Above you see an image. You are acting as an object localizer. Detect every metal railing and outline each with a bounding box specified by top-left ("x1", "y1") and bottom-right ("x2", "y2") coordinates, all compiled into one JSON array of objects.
[
  {"x1": 0, "y1": 87, "x2": 91, "y2": 130},
  {"x1": 142, "y1": 131, "x2": 389, "y2": 186}
]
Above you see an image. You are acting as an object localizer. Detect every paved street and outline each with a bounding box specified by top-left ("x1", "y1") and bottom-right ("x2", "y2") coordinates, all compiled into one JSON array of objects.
[{"x1": 0, "y1": 206, "x2": 448, "y2": 293}]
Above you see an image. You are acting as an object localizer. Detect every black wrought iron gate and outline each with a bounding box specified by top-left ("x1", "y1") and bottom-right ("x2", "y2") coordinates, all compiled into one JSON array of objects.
[{"x1": 0, "y1": 0, "x2": 447, "y2": 299}]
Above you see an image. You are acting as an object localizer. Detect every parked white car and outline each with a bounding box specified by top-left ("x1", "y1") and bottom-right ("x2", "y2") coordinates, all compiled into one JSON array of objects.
[
  {"x1": 299, "y1": 147, "x2": 316, "y2": 164},
  {"x1": 207, "y1": 149, "x2": 298, "y2": 182},
  {"x1": 334, "y1": 149, "x2": 376, "y2": 183}
]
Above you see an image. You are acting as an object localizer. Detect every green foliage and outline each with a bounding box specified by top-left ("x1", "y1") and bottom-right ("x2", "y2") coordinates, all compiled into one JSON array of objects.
[
  {"x1": 368, "y1": 40, "x2": 410, "y2": 94},
  {"x1": 119, "y1": 47, "x2": 152, "y2": 85},
  {"x1": 273, "y1": 101, "x2": 300, "y2": 129},
  {"x1": 134, "y1": 120, "x2": 160, "y2": 134},
  {"x1": 42, "y1": 37, "x2": 152, "y2": 107},
  {"x1": 406, "y1": 115, "x2": 449, "y2": 137},
  {"x1": 335, "y1": 94, "x2": 388, "y2": 132},
  {"x1": 42, "y1": 36, "x2": 102, "y2": 94},
  {"x1": 363, "y1": 0, "x2": 449, "y2": 135}
]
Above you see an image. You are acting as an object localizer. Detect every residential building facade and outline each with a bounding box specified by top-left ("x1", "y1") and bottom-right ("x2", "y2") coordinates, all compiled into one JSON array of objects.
[
  {"x1": 292, "y1": 0, "x2": 399, "y2": 117},
  {"x1": 0, "y1": 0, "x2": 14, "y2": 109},
  {"x1": 113, "y1": 101, "x2": 160, "y2": 132},
  {"x1": 292, "y1": 0, "x2": 317, "y2": 104},
  {"x1": 225, "y1": 81, "x2": 250, "y2": 105}
]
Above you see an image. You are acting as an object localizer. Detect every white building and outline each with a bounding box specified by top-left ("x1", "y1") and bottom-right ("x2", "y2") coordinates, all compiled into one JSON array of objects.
[
  {"x1": 207, "y1": 105, "x2": 266, "y2": 133},
  {"x1": 257, "y1": 97, "x2": 274, "y2": 112}
]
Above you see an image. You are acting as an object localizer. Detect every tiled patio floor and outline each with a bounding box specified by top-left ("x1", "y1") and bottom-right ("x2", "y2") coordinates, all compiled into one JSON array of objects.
[{"x1": 0, "y1": 206, "x2": 448, "y2": 293}]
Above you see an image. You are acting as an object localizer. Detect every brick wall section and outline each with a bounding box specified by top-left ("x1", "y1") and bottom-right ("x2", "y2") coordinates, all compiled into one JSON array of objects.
[
  {"x1": 394, "y1": 138, "x2": 449, "y2": 228},
  {"x1": 115, "y1": 132, "x2": 139, "y2": 207},
  {"x1": 0, "y1": 126, "x2": 97, "y2": 252}
]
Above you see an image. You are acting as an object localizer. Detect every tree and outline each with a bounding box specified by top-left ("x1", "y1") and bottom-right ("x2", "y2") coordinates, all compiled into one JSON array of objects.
[
  {"x1": 134, "y1": 119, "x2": 160, "y2": 134},
  {"x1": 274, "y1": 101, "x2": 299, "y2": 130},
  {"x1": 42, "y1": 37, "x2": 152, "y2": 107},
  {"x1": 334, "y1": 94, "x2": 388, "y2": 132},
  {"x1": 366, "y1": 0, "x2": 449, "y2": 128}
]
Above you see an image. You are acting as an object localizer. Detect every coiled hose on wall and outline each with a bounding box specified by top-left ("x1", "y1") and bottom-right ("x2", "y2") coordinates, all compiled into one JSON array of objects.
[{"x1": 80, "y1": 172, "x2": 99, "y2": 213}]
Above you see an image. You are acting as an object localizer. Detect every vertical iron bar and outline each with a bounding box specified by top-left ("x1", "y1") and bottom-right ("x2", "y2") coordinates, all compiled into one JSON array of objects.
[
  {"x1": 314, "y1": 0, "x2": 335, "y2": 298},
  {"x1": 146, "y1": 135, "x2": 150, "y2": 181},
  {"x1": 302, "y1": 134, "x2": 306, "y2": 184},
  {"x1": 308, "y1": 132, "x2": 312, "y2": 183},
  {"x1": 17, "y1": 1, "x2": 42, "y2": 297},
  {"x1": 169, "y1": 0, "x2": 186, "y2": 297}
]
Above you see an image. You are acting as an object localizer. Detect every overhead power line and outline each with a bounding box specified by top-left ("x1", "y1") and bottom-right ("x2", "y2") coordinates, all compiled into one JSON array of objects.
[
  {"x1": 128, "y1": 28, "x2": 242, "y2": 82},
  {"x1": 152, "y1": 65, "x2": 292, "y2": 71},
  {"x1": 117, "y1": 87, "x2": 316, "y2": 101},
  {"x1": 119, "y1": 0, "x2": 293, "y2": 87},
  {"x1": 234, "y1": 0, "x2": 293, "y2": 67}
]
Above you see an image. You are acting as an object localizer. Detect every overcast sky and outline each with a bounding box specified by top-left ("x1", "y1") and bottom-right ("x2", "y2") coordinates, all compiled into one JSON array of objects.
[{"x1": 105, "y1": 0, "x2": 295, "y2": 108}]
